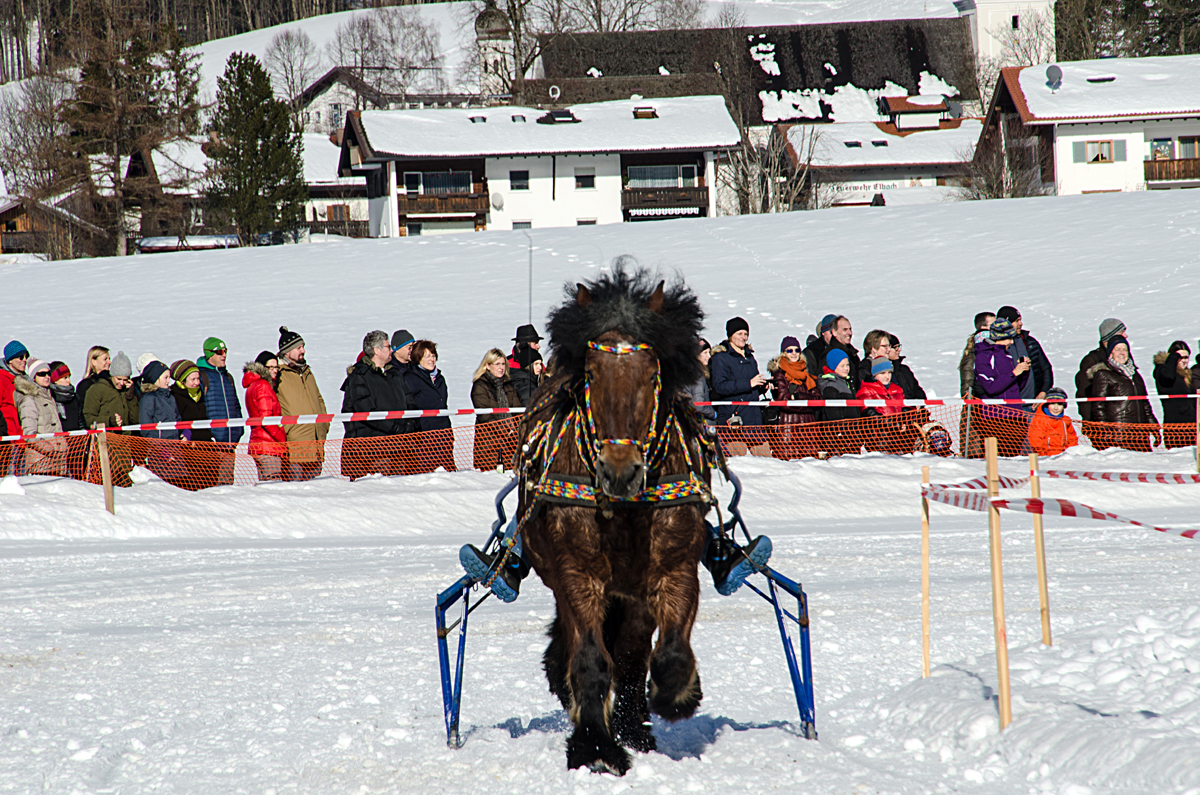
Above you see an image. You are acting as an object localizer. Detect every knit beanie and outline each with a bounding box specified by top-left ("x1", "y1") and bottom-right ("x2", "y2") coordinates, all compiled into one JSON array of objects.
[
  {"x1": 1105, "y1": 335, "x2": 1129, "y2": 357},
  {"x1": 698, "y1": 337, "x2": 711, "y2": 354},
  {"x1": 391, "y1": 329, "x2": 414, "y2": 350},
  {"x1": 278, "y1": 326, "x2": 304, "y2": 356},
  {"x1": 726, "y1": 316, "x2": 749, "y2": 338},
  {"x1": 988, "y1": 318, "x2": 1018, "y2": 342},
  {"x1": 203, "y1": 337, "x2": 227, "y2": 357},
  {"x1": 515, "y1": 346, "x2": 542, "y2": 371},
  {"x1": 825, "y1": 348, "x2": 849, "y2": 371},
  {"x1": 136, "y1": 353, "x2": 161, "y2": 377},
  {"x1": 996, "y1": 305, "x2": 1021, "y2": 323},
  {"x1": 4, "y1": 340, "x2": 28, "y2": 361},
  {"x1": 780, "y1": 335, "x2": 801, "y2": 352},
  {"x1": 870, "y1": 356, "x2": 893, "y2": 376},
  {"x1": 1044, "y1": 387, "x2": 1068, "y2": 403},
  {"x1": 27, "y1": 359, "x2": 50, "y2": 378},
  {"x1": 110, "y1": 350, "x2": 133, "y2": 378},
  {"x1": 1098, "y1": 318, "x2": 1125, "y2": 343},
  {"x1": 171, "y1": 359, "x2": 199, "y2": 384},
  {"x1": 255, "y1": 350, "x2": 277, "y2": 367},
  {"x1": 49, "y1": 361, "x2": 70, "y2": 383},
  {"x1": 887, "y1": 333, "x2": 900, "y2": 347},
  {"x1": 818, "y1": 314, "x2": 838, "y2": 335},
  {"x1": 141, "y1": 360, "x2": 169, "y2": 385}
]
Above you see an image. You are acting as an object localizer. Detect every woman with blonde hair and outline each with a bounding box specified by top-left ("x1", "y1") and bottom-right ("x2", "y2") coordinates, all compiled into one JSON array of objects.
[
  {"x1": 470, "y1": 348, "x2": 523, "y2": 471},
  {"x1": 76, "y1": 346, "x2": 110, "y2": 410}
]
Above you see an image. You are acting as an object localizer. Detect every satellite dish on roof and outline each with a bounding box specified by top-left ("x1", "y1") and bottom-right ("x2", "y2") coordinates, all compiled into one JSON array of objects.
[
  {"x1": 1046, "y1": 64, "x2": 1063, "y2": 91},
  {"x1": 492, "y1": 193, "x2": 504, "y2": 211}
]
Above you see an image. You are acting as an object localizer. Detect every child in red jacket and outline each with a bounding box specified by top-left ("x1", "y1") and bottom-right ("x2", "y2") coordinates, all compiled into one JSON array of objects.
[
  {"x1": 1028, "y1": 387, "x2": 1078, "y2": 456},
  {"x1": 857, "y1": 356, "x2": 909, "y2": 451}
]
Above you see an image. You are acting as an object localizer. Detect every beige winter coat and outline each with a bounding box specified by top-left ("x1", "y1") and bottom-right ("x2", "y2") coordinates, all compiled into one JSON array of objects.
[
  {"x1": 14, "y1": 376, "x2": 66, "y2": 470},
  {"x1": 276, "y1": 359, "x2": 328, "y2": 463}
]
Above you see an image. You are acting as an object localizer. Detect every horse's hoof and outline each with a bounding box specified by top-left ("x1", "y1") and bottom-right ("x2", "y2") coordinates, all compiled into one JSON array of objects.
[
  {"x1": 615, "y1": 719, "x2": 657, "y2": 753},
  {"x1": 648, "y1": 668, "x2": 703, "y2": 721},
  {"x1": 566, "y1": 731, "x2": 631, "y2": 775}
]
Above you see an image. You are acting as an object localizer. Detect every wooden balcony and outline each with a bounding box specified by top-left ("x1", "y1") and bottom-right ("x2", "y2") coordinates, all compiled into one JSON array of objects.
[
  {"x1": 1144, "y1": 158, "x2": 1200, "y2": 182},
  {"x1": 0, "y1": 231, "x2": 37, "y2": 253},
  {"x1": 397, "y1": 191, "x2": 489, "y2": 215},
  {"x1": 622, "y1": 186, "x2": 709, "y2": 210}
]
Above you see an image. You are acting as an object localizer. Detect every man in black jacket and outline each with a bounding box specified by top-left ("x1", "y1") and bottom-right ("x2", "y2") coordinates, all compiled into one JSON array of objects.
[
  {"x1": 802, "y1": 314, "x2": 837, "y2": 378},
  {"x1": 340, "y1": 330, "x2": 416, "y2": 478},
  {"x1": 827, "y1": 315, "x2": 863, "y2": 394}
]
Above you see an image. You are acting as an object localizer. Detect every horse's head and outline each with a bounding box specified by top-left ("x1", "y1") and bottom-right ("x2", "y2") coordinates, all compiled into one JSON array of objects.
[{"x1": 579, "y1": 281, "x2": 665, "y2": 500}]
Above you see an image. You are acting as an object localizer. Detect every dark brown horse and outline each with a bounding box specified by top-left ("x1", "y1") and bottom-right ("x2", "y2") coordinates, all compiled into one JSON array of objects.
[{"x1": 516, "y1": 267, "x2": 713, "y2": 774}]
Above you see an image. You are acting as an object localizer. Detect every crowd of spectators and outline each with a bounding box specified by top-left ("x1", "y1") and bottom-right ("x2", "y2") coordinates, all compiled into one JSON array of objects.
[{"x1": 2, "y1": 309, "x2": 1197, "y2": 484}]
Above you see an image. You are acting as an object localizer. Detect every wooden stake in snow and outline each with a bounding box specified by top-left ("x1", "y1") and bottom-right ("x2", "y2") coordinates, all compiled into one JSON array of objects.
[
  {"x1": 1029, "y1": 453, "x2": 1052, "y2": 646},
  {"x1": 96, "y1": 423, "x2": 114, "y2": 515},
  {"x1": 921, "y1": 465, "x2": 931, "y2": 678},
  {"x1": 985, "y1": 437, "x2": 1012, "y2": 729}
]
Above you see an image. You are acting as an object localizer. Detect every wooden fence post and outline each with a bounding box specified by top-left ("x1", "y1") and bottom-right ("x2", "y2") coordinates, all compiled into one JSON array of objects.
[
  {"x1": 921, "y1": 465, "x2": 931, "y2": 678},
  {"x1": 1029, "y1": 453, "x2": 1052, "y2": 645},
  {"x1": 95, "y1": 424, "x2": 114, "y2": 515},
  {"x1": 985, "y1": 437, "x2": 1012, "y2": 729}
]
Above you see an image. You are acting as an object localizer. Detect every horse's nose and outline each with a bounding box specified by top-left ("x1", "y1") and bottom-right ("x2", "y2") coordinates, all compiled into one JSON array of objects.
[{"x1": 596, "y1": 447, "x2": 645, "y2": 500}]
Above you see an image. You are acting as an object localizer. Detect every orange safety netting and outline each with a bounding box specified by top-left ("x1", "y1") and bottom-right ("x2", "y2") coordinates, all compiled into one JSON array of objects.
[{"x1": 0, "y1": 409, "x2": 1195, "y2": 491}]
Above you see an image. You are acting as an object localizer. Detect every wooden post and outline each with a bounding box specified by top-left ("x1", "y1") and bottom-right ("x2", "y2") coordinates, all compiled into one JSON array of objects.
[
  {"x1": 985, "y1": 437, "x2": 1012, "y2": 729},
  {"x1": 95, "y1": 424, "x2": 114, "y2": 515},
  {"x1": 921, "y1": 465, "x2": 931, "y2": 678},
  {"x1": 1029, "y1": 453, "x2": 1052, "y2": 646}
]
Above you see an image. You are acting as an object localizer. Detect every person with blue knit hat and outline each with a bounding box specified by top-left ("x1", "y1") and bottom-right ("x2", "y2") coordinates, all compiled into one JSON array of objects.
[
  {"x1": 1, "y1": 340, "x2": 31, "y2": 460},
  {"x1": 857, "y1": 355, "x2": 908, "y2": 452},
  {"x1": 818, "y1": 347, "x2": 860, "y2": 423}
]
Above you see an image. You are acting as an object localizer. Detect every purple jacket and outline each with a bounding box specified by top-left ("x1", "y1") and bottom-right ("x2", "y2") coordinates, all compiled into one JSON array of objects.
[{"x1": 973, "y1": 339, "x2": 1020, "y2": 400}]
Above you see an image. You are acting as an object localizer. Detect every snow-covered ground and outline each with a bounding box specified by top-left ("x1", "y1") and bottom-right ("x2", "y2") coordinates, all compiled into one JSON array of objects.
[{"x1": 2, "y1": 190, "x2": 1200, "y2": 792}]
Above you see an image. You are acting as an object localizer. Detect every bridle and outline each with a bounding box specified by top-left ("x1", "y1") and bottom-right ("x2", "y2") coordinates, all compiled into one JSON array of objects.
[{"x1": 576, "y1": 340, "x2": 669, "y2": 476}]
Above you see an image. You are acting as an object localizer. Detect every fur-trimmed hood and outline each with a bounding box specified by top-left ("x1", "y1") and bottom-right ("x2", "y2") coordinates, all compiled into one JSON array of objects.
[
  {"x1": 12, "y1": 374, "x2": 43, "y2": 397},
  {"x1": 710, "y1": 340, "x2": 754, "y2": 358},
  {"x1": 1087, "y1": 360, "x2": 1138, "y2": 380},
  {"x1": 766, "y1": 354, "x2": 782, "y2": 373},
  {"x1": 1154, "y1": 350, "x2": 1193, "y2": 386},
  {"x1": 244, "y1": 360, "x2": 270, "y2": 379}
]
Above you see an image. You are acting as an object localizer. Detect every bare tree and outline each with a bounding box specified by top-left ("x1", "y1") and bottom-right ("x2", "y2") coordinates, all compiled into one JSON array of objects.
[
  {"x1": 265, "y1": 28, "x2": 323, "y2": 127},
  {"x1": 956, "y1": 116, "x2": 1050, "y2": 201},
  {"x1": 652, "y1": 0, "x2": 702, "y2": 30},
  {"x1": 325, "y1": 6, "x2": 444, "y2": 106},
  {"x1": 0, "y1": 72, "x2": 75, "y2": 198}
]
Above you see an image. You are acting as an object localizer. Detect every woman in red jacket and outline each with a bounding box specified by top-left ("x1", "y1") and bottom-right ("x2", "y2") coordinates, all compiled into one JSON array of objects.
[{"x1": 243, "y1": 351, "x2": 288, "y2": 481}]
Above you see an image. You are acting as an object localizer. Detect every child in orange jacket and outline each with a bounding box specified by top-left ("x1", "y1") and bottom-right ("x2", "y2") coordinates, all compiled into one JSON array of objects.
[{"x1": 1028, "y1": 387, "x2": 1078, "y2": 456}]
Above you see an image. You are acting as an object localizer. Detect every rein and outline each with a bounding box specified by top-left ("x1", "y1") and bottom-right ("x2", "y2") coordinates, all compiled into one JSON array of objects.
[{"x1": 520, "y1": 340, "x2": 716, "y2": 511}]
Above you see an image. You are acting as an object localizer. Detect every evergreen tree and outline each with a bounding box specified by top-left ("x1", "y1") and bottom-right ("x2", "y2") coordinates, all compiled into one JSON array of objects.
[
  {"x1": 206, "y1": 52, "x2": 307, "y2": 245},
  {"x1": 60, "y1": 0, "x2": 201, "y2": 256}
]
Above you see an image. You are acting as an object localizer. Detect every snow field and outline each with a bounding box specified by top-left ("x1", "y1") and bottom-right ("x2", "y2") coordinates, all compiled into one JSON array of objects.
[{"x1": 2, "y1": 189, "x2": 1200, "y2": 792}]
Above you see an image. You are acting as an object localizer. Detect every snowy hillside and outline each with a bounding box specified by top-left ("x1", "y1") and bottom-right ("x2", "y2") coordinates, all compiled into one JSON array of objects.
[{"x1": 2, "y1": 190, "x2": 1200, "y2": 794}]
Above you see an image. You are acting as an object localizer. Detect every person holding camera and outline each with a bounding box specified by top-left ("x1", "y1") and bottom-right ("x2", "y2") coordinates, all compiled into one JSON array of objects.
[
  {"x1": 973, "y1": 318, "x2": 1030, "y2": 456},
  {"x1": 710, "y1": 317, "x2": 768, "y2": 428}
]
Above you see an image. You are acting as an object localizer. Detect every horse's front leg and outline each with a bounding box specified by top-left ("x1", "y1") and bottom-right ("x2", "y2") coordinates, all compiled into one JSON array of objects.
[
  {"x1": 646, "y1": 506, "x2": 707, "y2": 721},
  {"x1": 545, "y1": 513, "x2": 632, "y2": 774}
]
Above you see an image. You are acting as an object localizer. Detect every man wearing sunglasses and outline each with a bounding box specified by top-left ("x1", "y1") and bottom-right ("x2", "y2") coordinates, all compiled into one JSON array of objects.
[{"x1": 197, "y1": 337, "x2": 244, "y2": 485}]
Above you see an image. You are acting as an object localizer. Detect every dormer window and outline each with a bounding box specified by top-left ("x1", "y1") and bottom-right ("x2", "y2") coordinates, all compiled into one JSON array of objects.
[
  {"x1": 511, "y1": 114, "x2": 526, "y2": 122},
  {"x1": 469, "y1": 115, "x2": 486, "y2": 123}
]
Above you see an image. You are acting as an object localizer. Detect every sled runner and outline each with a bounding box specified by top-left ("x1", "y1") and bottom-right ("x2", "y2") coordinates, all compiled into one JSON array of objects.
[{"x1": 434, "y1": 468, "x2": 817, "y2": 749}]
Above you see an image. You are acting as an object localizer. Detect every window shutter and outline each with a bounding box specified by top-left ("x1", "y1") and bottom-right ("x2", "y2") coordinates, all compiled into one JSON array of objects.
[
  {"x1": 1072, "y1": 142, "x2": 1085, "y2": 163},
  {"x1": 1114, "y1": 140, "x2": 1127, "y2": 161}
]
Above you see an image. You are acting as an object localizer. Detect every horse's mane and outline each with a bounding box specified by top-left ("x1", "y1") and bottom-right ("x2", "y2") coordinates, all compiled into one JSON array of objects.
[{"x1": 545, "y1": 260, "x2": 705, "y2": 395}]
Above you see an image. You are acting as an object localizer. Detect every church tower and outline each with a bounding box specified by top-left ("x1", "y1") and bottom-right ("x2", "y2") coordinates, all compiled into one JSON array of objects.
[{"x1": 475, "y1": 0, "x2": 513, "y2": 103}]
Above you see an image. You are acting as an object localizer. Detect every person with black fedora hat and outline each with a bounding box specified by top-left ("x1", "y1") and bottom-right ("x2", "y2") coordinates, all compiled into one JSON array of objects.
[{"x1": 508, "y1": 324, "x2": 543, "y2": 370}]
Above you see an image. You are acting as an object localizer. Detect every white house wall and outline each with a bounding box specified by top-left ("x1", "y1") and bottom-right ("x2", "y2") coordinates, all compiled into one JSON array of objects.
[
  {"x1": 966, "y1": 0, "x2": 1055, "y2": 62},
  {"x1": 484, "y1": 154, "x2": 622, "y2": 230},
  {"x1": 1052, "y1": 119, "x2": 1200, "y2": 195}
]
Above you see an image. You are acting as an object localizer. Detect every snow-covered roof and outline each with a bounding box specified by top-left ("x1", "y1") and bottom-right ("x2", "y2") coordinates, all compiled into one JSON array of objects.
[
  {"x1": 352, "y1": 96, "x2": 741, "y2": 159},
  {"x1": 154, "y1": 138, "x2": 207, "y2": 190},
  {"x1": 303, "y1": 134, "x2": 357, "y2": 185},
  {"x1": 797, "y1": 118, "x2": 981, "y2": 168},
  {"x1": 1007, "y1": 55, "x2": 1200, "y2": 123}
]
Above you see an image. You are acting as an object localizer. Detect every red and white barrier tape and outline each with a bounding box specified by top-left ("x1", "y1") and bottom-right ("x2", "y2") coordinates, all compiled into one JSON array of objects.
[
  {"x1": 704, "y1": 395, "x2": 1167, "y2": 407},
  {"x1": 0, "y1": 407, "x2": 526, "y2": 443},
  {"x1": 922, "y1": 485, "x2": 1199, "y2": 540},
  {"x1": 927, "y1": 470, "x2": 1200, "y2": 492}
]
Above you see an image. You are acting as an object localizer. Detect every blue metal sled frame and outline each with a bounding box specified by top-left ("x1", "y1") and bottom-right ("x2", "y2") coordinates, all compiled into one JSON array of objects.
[{"x1": 434, "y1": 472, "x2": 817, "y2": 748}]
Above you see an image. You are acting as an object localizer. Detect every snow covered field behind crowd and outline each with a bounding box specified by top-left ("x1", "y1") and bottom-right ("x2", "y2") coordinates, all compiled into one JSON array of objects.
[{"x1": 2, "y1": 190, "x2": 1200, "y2": 793}]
